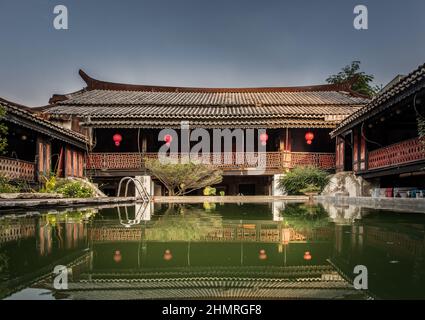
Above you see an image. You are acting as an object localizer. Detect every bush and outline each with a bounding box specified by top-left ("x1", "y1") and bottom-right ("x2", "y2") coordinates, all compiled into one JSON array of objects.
[
  {"x1": 0, "y1": 175, "x2": 18, "y2": 193},
  {"x1": 40, "y1": 176, "x2": 94, "y2": 198},
  {"x1": 56, "y1": 181, "x2": 94, "y2": 198},
  {"x1": 278, "y1": 166, "x2": 330, "y2": 195},
  {"x1": 203, "y1": 186, "x2": 216, "y2": 196}
]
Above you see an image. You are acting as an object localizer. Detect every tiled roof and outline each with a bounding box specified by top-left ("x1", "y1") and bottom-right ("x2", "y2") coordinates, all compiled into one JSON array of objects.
[
  {"x1": 44, "y1": 70, "x2": 369, "y2": 128},
  {"x1": 0, "y1": 97, "x2": 88, "y2": 148},
  {"x1": 331, "y1": 62, "x2": 425, "y2": 137}
]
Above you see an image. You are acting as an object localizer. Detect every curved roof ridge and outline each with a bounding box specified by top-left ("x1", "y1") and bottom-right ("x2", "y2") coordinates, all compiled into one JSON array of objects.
[{"x1": 78, "y1": 69, "x2": 357, "y2": 94}]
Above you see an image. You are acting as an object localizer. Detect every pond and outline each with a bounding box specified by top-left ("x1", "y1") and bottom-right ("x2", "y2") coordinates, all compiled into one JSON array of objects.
[{"x1": 0, "y1": 201, "x2": 424, "y2": 300}]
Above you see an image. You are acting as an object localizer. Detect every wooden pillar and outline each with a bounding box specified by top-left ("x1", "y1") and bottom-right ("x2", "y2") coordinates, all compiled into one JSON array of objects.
[
  {"x1": 73, "y1": 151, "x2": 78, "y2": 177},
  {"x1": 65, "y1": 147, "x2": 72, "y2": 177},
  {"x1": 353, "y1": 127, "x2": 360, "y2": 172},
  {"x1": 336, "y1": 136, "x2": 345, "y2": 172},
  {"x1": 56, "y1": 147, "x2": 64, "y2": 177},
  {"x1": 359, "y1": 131, "x2": 366, "y2": 171},
  {"x1": 78, "y1": 152, "x2": 84, "y2": 177},
  {"x1": 36, "y1": 137, "x2": 51, "y2": 180}
]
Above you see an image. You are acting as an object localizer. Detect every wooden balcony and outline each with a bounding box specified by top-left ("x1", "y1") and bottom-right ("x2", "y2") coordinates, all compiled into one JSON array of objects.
[
  {"x1": 86, "y1": 151, "x2": 335, "y2": 172},
  {"x1": 368, "y1": 137, "x2": 425, "y2": 170},
  {"x1": 0, "y1": 156, "x2": 35, "y2": 182}
]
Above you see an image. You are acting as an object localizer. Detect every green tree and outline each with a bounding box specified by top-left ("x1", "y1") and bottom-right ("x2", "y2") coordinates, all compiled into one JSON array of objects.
[
  {"x1": 326, "y1": 61, "x2": 380, "y2": 97},
  {"x1": 0, "y1": 105, "x2": 7, "y2": 154},
  {"x1": 145, "y1": 159, "x2": 223, "y2": 196}
]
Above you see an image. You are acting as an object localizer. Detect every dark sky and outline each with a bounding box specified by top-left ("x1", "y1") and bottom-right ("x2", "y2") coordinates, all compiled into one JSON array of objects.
[{"x1": 1, "y1": 0, "x2": 425, "y2": 106}]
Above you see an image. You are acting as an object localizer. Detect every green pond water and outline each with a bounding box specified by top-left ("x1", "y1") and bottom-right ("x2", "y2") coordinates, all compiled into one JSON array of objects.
[{"x1": 0, "y1": 202, "x2": 424, "y2": 300}]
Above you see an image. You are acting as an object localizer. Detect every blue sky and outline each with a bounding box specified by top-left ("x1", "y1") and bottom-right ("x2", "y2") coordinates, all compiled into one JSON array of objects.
[{"x1": 1, "y1": 0, "x2": 425, "y2": 106}]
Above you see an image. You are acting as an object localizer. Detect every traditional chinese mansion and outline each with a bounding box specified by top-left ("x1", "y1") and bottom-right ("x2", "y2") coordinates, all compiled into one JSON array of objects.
[{"x1": 1, "y1": 63, "x2": 424, "y2": 196}]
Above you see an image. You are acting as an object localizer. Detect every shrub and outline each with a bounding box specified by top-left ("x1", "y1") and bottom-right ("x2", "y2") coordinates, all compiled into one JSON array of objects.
[
  {"x1": 219, "y1": 191, "x2": 225, "y2": 196},
  {"x1": 39, "y1": 176, "x2": 94, "y2": 198},
  {"x1": 0, "y1": 175, "x2": 18, "y2": 193},
  {"x1": 278, "y1": 166, "x2": 330, "y2": 195},
  {"x1": 203, "y1": 186, "x2": 216, "y2": 196},
  {"x1": 56, "y1": 181, "x2": 94, "y2": 198}
]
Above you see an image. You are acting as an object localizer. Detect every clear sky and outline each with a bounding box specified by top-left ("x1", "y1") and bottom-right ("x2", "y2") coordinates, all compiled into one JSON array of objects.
[{"x1": 1, "y1": 0, "x2": 425, "y2": 106}]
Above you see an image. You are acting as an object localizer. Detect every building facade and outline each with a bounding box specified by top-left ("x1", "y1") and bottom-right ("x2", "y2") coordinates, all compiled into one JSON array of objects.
[{"x1": 41, "y1": 70, "x2": 368, "y2": 195}]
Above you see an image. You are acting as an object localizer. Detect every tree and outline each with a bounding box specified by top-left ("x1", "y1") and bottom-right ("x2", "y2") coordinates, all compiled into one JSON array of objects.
[
  {"x1": 145, "y1": 159, "x2": 223, "y2": 196},
  {"x1": 0, "y1": 105, "x2": 7, "y2": 154},
  {"x1": 326, "y1": 61, "x2": 380, "y2": 97}
]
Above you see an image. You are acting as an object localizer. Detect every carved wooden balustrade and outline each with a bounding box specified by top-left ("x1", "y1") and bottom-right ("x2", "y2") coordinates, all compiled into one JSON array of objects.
[
  {"x1": 0, "y1": 156, "x2": 35, "y2": 181},
  {"x1": 368, "y1": 137, "x2": 425, "y2": 170},
  {"x1": 87, "y1": 151, "x2": 336, "y2": 171}
]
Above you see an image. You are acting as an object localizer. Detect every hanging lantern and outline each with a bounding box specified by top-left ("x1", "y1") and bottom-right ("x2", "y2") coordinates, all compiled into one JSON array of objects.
[
  {"x1": 303, "y1": 251, "x2": 312, "y2": 261},
  {"x1": 113, "y1": 250, "x2": 122, "y2": 263},
  {"x1": 260, "y1": 133, "x2": 268, "y2": 146},
  {"x1": 113, "y1": 133, "x2": 122, "y2": 147},
  {"x1": 164, "y1": 134, "x2": 172, "y2": 146},
  {"x1": 258, "y1": 249, "x2": 267, "y2": 260},
  {"x1": 163, "y1": 249, "x2": 173, "y2": 261},
  {"x1": 305, "y1": 132, "x2": 314, "y2": 145}
]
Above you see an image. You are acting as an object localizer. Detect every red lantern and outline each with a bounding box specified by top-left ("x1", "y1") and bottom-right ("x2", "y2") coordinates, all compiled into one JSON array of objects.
[
  {"x1": 258, "y1": 249, "x2": 267, "y2": 260},
  {"x1": 303, "y1": 251, "x2": 312, "y2": 261},
  {"x1": 113, "y1": 133, "x2": 122, "y2": 147},
  {"x1": 260, "y1": 133, "x2": 268, "y2": 146},
  {"x1": 305, "y1": 132, "x2": 314, "y2": 145},
  {"x1": 163, "y1": 249, "x2": 173, "y2": 261},
  {"x1": 164, "y1": 134, "x2": 172, "y2": 146},
  {"x1": 113, "y1": 250, "x2": 122, "y2": 263}
]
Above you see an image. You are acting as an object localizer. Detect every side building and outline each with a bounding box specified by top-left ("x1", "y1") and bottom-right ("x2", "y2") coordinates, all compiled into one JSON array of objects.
[
  {"x1": 0, "y1": 97, "x2": 88, "y2": 183},
  {"x1": 331, "y1": 63, "x2": 425, "y2": 196}
]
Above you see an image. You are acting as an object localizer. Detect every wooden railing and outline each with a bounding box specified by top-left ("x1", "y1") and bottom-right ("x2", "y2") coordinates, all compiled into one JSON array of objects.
[
  {"x1": 368, "y1": 137, "x2": 425, "y2": 170},
  {"x1": 0, "y1": 156, "x2": 35, "y2": 181},
  {"x1": 86, "y1": 152, "x2": 336, "y2": 171}
]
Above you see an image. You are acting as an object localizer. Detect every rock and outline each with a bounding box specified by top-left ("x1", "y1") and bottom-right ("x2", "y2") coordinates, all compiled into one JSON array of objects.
[{"x1": 321, "y1": 171, "x2": 378, "y2": 197}]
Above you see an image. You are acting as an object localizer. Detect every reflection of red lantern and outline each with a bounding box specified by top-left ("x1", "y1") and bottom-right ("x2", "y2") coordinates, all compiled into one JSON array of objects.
[
  {"x1": 113, "y1": 133, "x2": 122, "y2": 147},
  {"x1": 113, "y1": 250, "x2": 122, "y2": 263},
  {"x1": 305, "y1": 132, "x2": 314, "y2": 145},
  {"x1": 164, "y1": 134, "x2": 172, "y2": 146},
  {"x1": 259, "y1": 249, "x2": 267, "y2": 260},
  {"x1": 260, "y1": 133, "x2": 268, "y2": 146},
  {"x1": 304, "y1": 251, "x2": 312, "y2": 261},
  {"x1": 163, "y1": 249, "x2": 173, "y2": 261}
]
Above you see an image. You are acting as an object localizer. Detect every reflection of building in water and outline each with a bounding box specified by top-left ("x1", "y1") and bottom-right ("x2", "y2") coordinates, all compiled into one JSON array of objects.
[
  {"x1": 37, "y1": 214, "x2": 91, "y2": 256},
  {"x1": 89, "y1": 220, "x2": 332, "y2": 243},
  {"x1": 39, "y1": 225, "x2": 367, "y2": 299},
  {"x1": 272, "y1": 201, "x2": 285, "y2": 221},
  {"x1": 0, "y1": 217, "x2": 36, "y2": 244},
  {"x1": 321, "y1": 202, "x2": 365, "y2": 225}
]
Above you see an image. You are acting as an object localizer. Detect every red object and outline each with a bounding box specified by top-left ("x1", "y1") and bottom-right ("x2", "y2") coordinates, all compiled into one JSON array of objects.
[
  {"x1": 113, "y1": 250, "x2": 122, "y2": 263},
  {"x1": 260, "y1": 133, "x2": 268, "y2": 146},
  {"x1": 304, "y1": 251, "x2": 312, "y2": 261},
  {"x1": 164, "y1": 134, "x2": 172, "y2": 146},
  {"x1": 305, "y1": 132, "x2": 314, "y2": 145},
  {"x1": 258, "y1": 249, "x2": 267, "y2": 260},
  {"x1": 113, "y1": 133, "x2": 122, "y2": 147},
  {"x1": 163, "y1": 249, "x2": 173, "y2": 261}
]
